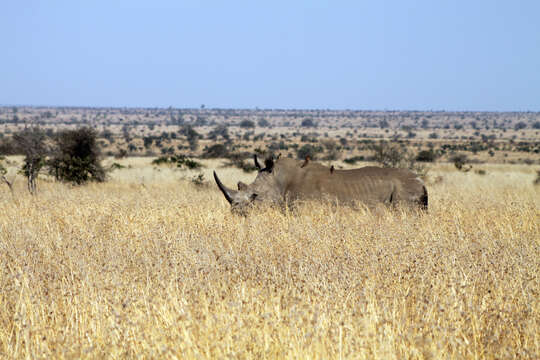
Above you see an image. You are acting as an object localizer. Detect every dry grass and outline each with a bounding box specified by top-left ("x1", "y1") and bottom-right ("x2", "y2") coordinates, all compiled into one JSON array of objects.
[{"x1": 0, "y1": 160, "x2": 538, "y2": 359}]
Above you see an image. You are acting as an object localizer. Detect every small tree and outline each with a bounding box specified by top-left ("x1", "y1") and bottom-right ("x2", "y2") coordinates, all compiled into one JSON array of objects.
[
  {"x1": 202, "y1": 143, "x2": 230, "y2": 158},
  {"x1": 297, "y1": 144, "x2": 322, "y2": 160},
  {"x1": 514, "y1": 121, "x2": 527, "y2": 131},
  {"x1": 450, "y1": 153, "x2": 471, "y2": 172},
  {"x1": 48, "y1": 127, "x2": 106, "y2": 185},
  {"x1": 258, "y1": 118, "x2": 270, "y2": 127},
  {"x1": 301, "y1": 118, "x2": 317, "y2": 127},
  {"x1": 416, "y1": 149, "x2": 438, "y2": 162},
  {"x1": 239, "y1": 119, "x2": 255, "y2": 128},
  {"x1": 371, "y1": 141, "x2": 427, "y2": 176},
  {"x1": 371, "y1": 142, "x2": 405, "y2": 168},
  {"x1": 180, "y1": 125, "x2": 200, "y2": 151},
  {"x1": 13, "y1": 127, "x2": 47, "y2": 194}
]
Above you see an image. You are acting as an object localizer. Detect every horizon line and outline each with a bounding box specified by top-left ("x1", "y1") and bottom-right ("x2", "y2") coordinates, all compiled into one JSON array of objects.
[{"x1": 1, "y1": 104, "x2": 539, "y2": 114}]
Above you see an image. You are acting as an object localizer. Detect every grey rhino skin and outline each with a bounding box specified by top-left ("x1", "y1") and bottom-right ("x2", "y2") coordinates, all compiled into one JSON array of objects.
[{"x1": 214, "y1": 155, "x2": 427, "y2": 214}]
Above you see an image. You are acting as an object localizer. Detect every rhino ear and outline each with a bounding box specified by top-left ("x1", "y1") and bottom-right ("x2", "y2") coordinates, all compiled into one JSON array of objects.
[
  {"x1": 301, "y1": 156, "x2": 310, "y2": 168},
  {"x1": 253, "y1": 154, "x2": 262, "y2": 170},
  {"x1": 264, "y1": 158, "x2": 274, "y2": 173},
  {"x1": 237, "y1": 181, "x2": 248, "y2": 191}
]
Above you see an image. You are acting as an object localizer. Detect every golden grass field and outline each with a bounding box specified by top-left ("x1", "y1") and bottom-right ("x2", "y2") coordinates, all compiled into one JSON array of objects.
[{"x1": 0, "y1": 158, "x2": 539, "y2": 359}]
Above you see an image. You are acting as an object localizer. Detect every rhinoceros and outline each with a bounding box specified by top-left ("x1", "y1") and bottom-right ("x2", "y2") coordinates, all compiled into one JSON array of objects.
[{"x1": 213, "y1": 155, "x2": 427, "y2": 214}]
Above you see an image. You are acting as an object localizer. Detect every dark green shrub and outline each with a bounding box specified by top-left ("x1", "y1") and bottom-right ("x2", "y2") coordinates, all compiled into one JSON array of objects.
[
  {"x1": 416, "y1": 149, "x2": 437, "y2": 162},
  {"x1": 301, "y1": 118, "x2": 317, "y2": 127},
  {"x1": 296, "y1": 144, "x2": 323, "y2": 160},
  {"x1": 48, "y1": 127, "x2": 106, "y2": 185},
  {"x1": 343, "y1": 156, "x2": 364, "y2": 165},
  {"x1": 202, "y1": 143, "x2": 229, "y2": 158},
  {"x1": 239, "y1": 120, "x2": 255, "y2": 128},
  {"x1": 450, "y1": 153, "x2": 469, "y2": 171}
]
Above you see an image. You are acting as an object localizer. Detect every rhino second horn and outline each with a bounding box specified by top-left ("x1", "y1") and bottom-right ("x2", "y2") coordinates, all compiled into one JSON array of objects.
[{"x1": 213, "y1": 171, "x2": 235, "y2": 204}]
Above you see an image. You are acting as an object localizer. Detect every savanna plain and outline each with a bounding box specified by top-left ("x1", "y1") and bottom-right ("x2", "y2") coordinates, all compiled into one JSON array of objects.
[{"x1": 0, "y1": 157, "x2": 538, "y2": 359}]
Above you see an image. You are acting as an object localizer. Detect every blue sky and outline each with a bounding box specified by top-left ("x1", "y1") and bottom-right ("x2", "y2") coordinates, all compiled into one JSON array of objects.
[{"x1": 1, "y1": 1, "x2": 539, "y2": 110}]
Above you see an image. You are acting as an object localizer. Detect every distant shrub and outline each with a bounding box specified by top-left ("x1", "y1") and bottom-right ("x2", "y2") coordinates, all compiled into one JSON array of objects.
[
  {"x1": 239, "y1": 119, "x2": 255, "y2": 128},
  {"x1": 371, "y1": 142, "x2": 406, "y2": 168},
  {"x1": 191, "y1": 173, "x2": 206, "y2": 187},
  {"x1": 48, "y1": 127, "x2": 106, "y2": 185},
  {"x1": 109, "y1": 162, "x2": 125, "y2": 171},
  {"x1": 475, "y1": 169, "x2": 487, "y2": 175},
  {"x1": 514, "y1": 122, "x2": 527, "y2": 131},
  {"x1": 343, "y1": 156, "x2": 364, "y2": 165},
  {"x1": 416, "y1": 149, "x2": 438, "y2": 162},
  {"x1": 450, "y1": 153, "x2": 471, "y2": 172},
  {"x1": 371, "y1": 141, "x2": 427, "y2": 176},
  {"x1": 152, "y1": 155, "x2": 202, "y2": 169},
  {"x1": 301, "y1": 118, "x2": 317, "y2": 127},
  {"x1": 224, "y1": 152, "x2": 258, "y2": 173},
  {"x1": 207, "y1": 124, "x2": 230, "y2": 141},
  {"x1": 180, "y1": 125, "x2": 200, "y2": 151},
  {"x1": 534, "y1": 170, "x2": 540, "y2": 185},
  {"x1": 115, "y1": 148, "x2": 128, "y2": 159},
  {"x1": 202, "y1": 143, "x2": 229, "y2": 158},
  {"x1": 152, "y1": 156, "x2": 170, "y2": 166},
  {"x1": 258, "y1": 118, "x2": 270, "y2": 127},
  {"x1": 296, "y1": 144, "x2": 323, "y2": 160}
]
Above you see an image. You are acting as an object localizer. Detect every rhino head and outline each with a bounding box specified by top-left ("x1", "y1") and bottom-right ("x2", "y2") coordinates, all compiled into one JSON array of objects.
[{"x1": 213, "y1": 155, "x2": 282, "y2": 215}]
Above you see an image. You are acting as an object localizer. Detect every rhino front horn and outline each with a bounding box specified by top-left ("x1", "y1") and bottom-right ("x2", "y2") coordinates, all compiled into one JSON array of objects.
[{"x1": 213, "y1": 171, "x2": 235, "y2": 204}]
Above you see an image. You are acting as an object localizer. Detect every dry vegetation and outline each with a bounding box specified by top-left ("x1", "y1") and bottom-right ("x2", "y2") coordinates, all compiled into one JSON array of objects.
[
  {"x1": 1, "y1": 107, "x2": 539, "y2": 165},
  {"x1": 0, "y1": 158, "x2": 538, "y2": 359}
]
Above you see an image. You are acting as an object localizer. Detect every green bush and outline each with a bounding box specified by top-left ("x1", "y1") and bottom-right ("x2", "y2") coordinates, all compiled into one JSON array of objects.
[
  {"x1": 343, "y1": 156, "x2": 364, "y2": 165},
  {"x1": 296, "y1": 144, "x2": 323, "y2": 160},
  {"x1": 48, "y1": 127, "x2": 106, "y2": 185}
]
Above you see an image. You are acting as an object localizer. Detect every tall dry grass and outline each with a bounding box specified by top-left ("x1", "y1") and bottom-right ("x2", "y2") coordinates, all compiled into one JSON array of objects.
[{"x1": 0, "y1": 160, "x2": 538, "y2": 359}]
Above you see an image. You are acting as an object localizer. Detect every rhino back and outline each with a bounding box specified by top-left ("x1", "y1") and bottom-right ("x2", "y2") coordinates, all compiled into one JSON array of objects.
[{"x1": 284, "y1": 165, "x2": 400, "y2": 205}]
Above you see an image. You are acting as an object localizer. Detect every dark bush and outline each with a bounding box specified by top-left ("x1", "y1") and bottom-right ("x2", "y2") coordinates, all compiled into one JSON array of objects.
[
  {"x1": 180, "y1": 125, "x2": 200, "y2": 151},
  {"x1": 343, "y1": 156, "x2": 364, "y2": 165},
  {"x1": 258, "y1": 118, "x2": 270, "y2": 127},
  {"x1": 48, "y1": 127, "x2": 106, "y2": 185},
  {"x1": 109, "y1": 162, "x2": 125, "y2": 171},
  {"x1": 202, "y1": 143, "x2": 230, "y2": 158},
  {"x1": 450, "y1": 153, "x2": 469, "y2": 171},
  {"x1": 239, "y1": 119, "x2": 255, "y2": 128},
  {"x1": 207, "y1": 124, "x2": 230, "y2": 140},
  {"x1": 152, "y1": 155, "x2": 202, "y2": 169},
  {"x1": 416, "y1": 149, "x2": 437, "y2": 162},
  {"x1": 296, "y1": 144, "x2": 323, "y2": 160},
  {"x1": 301, "y1": 118, "x2": 317, "y2": 127},
  {"x1": 371, "y1": 142, "x2": 406, "y2": 168},
  {"x1": 514, "y1": 122, "x2": 527, "y2": 130}
]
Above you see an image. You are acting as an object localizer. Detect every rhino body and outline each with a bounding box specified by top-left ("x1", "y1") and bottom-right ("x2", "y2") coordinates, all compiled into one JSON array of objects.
[{"x1": 214, "y1": 156, "x2": 427, "y2": 213}]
